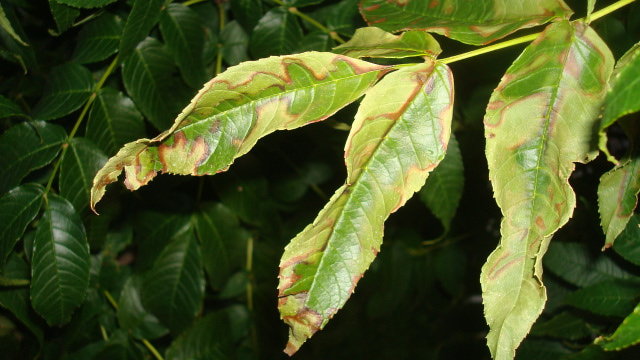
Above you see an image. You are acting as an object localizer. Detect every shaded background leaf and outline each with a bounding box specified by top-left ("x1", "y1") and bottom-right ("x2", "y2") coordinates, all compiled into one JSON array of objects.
[
  {"x1": 118, "y1": 0, "x2": 165, "y2": 62},
  {"x1": 117, "y1": 275, "x2": 168, "y2": 340},
  {"x1": 72, "y1": 13, "x2": 123, "y2": 64},
  {"x1": 0, "y1": 121, "x2": 66, "y2": 196},
  {"x1": 250, "y1": 7, "x2": 303, "y2": 58},
  {"x1": 59, "y1": 137, "x2": 108, "y2": 213},
  {"x1": 30, "y1": 194, "x2": 90, "y2": 326},
  {"x1": 565, "y1": 279, "x2": 640, "y2": 317},
  {"x1": 0, "y1": 183, "x2": 43, "y2": 267}
]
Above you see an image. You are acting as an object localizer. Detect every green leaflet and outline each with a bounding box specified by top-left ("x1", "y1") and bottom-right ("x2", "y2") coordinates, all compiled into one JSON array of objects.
[
  {"x1": 30, "y1": 194, "x2": 90, "y2": 326},
  {"x1": 277, "y1": 61, "x2": 453, "y2": 355},
  {"x1": 0, "y1": 1, "x2": 27, "y2": 46},
  {"x1": 359, "y1": 0, "x2": 572, "y2": 46},
  {"x1": 481, "y1": 20, "x2": 613, "y2": 360},
  {"x1": 0, "y1": 184, "x2": 43, "y2": 267},
  {"x1": 91, "y1": 52, "x2": 390, "y2": 211},
  {"x1": 596, "y1": 301, "x2": 640, "y2": 351},
  {"x1": 333, "y1": 27, "x2": 442, "y2": 59}
]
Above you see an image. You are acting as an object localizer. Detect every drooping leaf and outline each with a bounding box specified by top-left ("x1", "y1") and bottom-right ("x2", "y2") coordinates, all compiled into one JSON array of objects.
[
  {"x1": 117, "y1": 275, "x2": 168, "y2": 340},
  {"x1": 55, "y1": 0, "x2": 117, "y2": 8},
  {"x1": 333, "y1": 27, "x2": 441, "y2": 59},
  {"x1": 0, "y1": 95, "x2": 27, "y2": 119},
  {"x1": 545, "y1": 241, "x2": 636, "y2": 287},
  {"x1": 598, "y1": 43, "x2": 640, "y2": 162},
  {"x1": 86, "y1": 88, "x2": 146, "y2": 155},
  {"x1": 481, "y1": 20, "x2": 614, "y2": 360},
  {"x1": 0, "y1": 254, "x2": 44, "y2": 345},
  {"x1": 48, "y1": 0, "x2": 79, "y2": 35},
  {"x1": 141, "y1": 230, "x2": 205, "y2": 335},
  {"x1": 30, "y1": 62, "x2": 95, "y2": 121},
  {"x1": 121, "y1": 37, "x2": 187, "y2": 130},
  {"x1": 30, "y1": 193, "x2": 91, "y2": 326},
  {"x1": 165, "y1": 305, "x2": 250, "y2": 360},
  {"x1": 0, "y1": 121, "x2": 67, "y2": 196},
  {"x1": 249, "y1": 7, "x2": 303, "y2": 59},
  {"x1": 565, "y1": 279, "x2": 640, "y2": 317},
  {"x1": 194, "y1": 203, "x2": 248, "y2": 290},
  {"x1": 613, "y1": 214, "x2": 640, "y2": 266},
  {"x1": 0, "y1": 183, "x2": 43, "y2": 266},
  {"x1": 278, "y1": 61, "x2": 453, "y2": 355},
  {"x1": 420, "y1": 134, "x2": 463, "y2": 234},
  {"x1": 59, "y1": 137, "x2": 108, "y2": 213},
  {"x1": 118, "y1": 0, "x2": 165, "y2": 62},
  {"x1": 91, "y1": 52, "x2": 390, "y2": 210},
  {"x1": 596, "y1": 301, "x2": 640, "y2": 351},
  {"x1": 72, "y1": 13, "x2": 123, "y2": 64},
  {"x1": 0, "y1": 1, "x2": 27, "y2": 46},
  {"x1": 359, "y1": 0, "x2": 573, "y2": 45},
  {"x1": 160, "y1": 3, "x2": 207, "y2": 88},
  {"x1": 597, "y1": 148, "x2": 640, "y2": 248}
]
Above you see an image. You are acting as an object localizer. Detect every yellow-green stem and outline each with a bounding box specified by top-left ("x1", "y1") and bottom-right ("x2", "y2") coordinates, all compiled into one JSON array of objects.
[
  {"x1": 182, "y1": 0, "x2": 207, "y2": 6},
  {"x1": 44, "y1": 55, "x2": 120, "y2": 195}
]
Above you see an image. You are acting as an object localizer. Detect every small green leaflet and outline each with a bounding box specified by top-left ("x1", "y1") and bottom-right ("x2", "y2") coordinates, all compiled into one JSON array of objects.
[
  {"x1": 91, "y1": 52, "x2": 390, "y2": 211},
  {"x1": 278, "y1": 61, "x2": 453, "y2": 355}
]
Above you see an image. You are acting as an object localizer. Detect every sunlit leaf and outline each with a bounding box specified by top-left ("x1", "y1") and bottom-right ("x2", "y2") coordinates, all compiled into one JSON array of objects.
[
  {"x1": 31, "y1": 62, "x2": 95, "y2": 121},
  {"x1": 0, "y1": 121, "x2": 67, "y2": 196},
  {"x1": 565, "y1": 279, "x2": 640, "y2": 317},
  {"x1": 613, "y1": 214, "x2": 640, "y2": 266},
  {"x1": 86, "y1": 88, "x2": 146, "y2": 155},
  {"x1": 596, "y1": 301, "x2": 640, "y2": 351},
  {"x1": 118, "y1": 0, "x2": 164, "y2": 61},
  {"x1": 31, "y1": 194, "x2": 90, "y2": 326},
  {"x1": 92, "y1": 52, "x2": 390, "y2": 210},
  {"x1": 160, "y1": 3, "x2": 207, "y2": 88},
  {"x1": 333, "y1": 27, "x2": 441, "y2": 59},
  {"x1": 72, "y1": 13, "x2": 123, "y2": 64},
  {"x1": 598, "y1": 41, "x2": 640, "y2": 161},
  {"x1": 60, "y1": 137, "x2": 108, "y2": 213},
  {"x1": 420, "y1": 134, "x2": 463, "y2": 233},
  {"x1": 141, "y1": 230, "x2": 205, "y2": 335},
  {"x1": 481, "y1": 21, "x2": 614, "y2": 360},
  {"x1": 250, "y1": 7, "x2": 303, "y2": 58},
  {"x1": 121, "y1": 37, "x2": 187, "y2": 130},
  {"x1": 278, "y1": 61, "x2": 453, "y2": 355},
  {"x1": 117, "y1": 275, "x2": 168, "y2": 340},
  {"x1": 359, "y1": 0, "x2": 572, "y2": 45},
  {"x1": 0, "y1": 183, "x2": 43, "y2": 266}
]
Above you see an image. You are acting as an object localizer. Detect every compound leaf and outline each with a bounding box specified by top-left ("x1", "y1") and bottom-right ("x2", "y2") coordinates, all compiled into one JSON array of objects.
[
  {"x1": 92, "y1": 52, "x2": 390, "y2": 210},
  {"x1": 30, "y1": 193, "x2": 90, "y2": 326},
  {"x1": 333, "y1": 27, "x2": 441, "y2": 59},
  {"x1": 359, "y1": 0, "x2": 572, "y2": 45},
  {"x1": 481, "y1": 21, "x2": 613, "y2": 360},
  {"x1": 277, "y1": 61, "x2": 453, "y2": 355}
]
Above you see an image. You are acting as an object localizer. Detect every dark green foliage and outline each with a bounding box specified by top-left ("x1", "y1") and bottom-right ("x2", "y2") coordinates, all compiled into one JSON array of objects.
[{"x1": 1, "y1": 1, "x2": 640, "y2": 359}]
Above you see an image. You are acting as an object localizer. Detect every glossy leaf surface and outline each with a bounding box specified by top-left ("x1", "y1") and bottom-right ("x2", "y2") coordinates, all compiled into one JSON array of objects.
[
  {"x1": 278, "y1": 61, "x2": 453, "y2": 355},
  {"x1": 159, "y1": 3, "x2": 207, "y2": 88},
  {"x1": 596, "y1": 301, "x2": 640, "y2": 351},
  {"x1": 359, "y1": 0, "x2": 572, "y2": 45},
  {"x1": 86, "y1": 88, "x2": 146, "y2": 155},
  {"x1": 333, "y1": 27, "x2": 441, "y2": 59},
  {"x1": 31, "y1": 194, "x2": 90, "y2": 326},
  {"x1": 31, "y1": 62, "x2": 95, "y2": 121},
  {"x1": 250, "y1": 7, "x2": 303, "y2": 59},
  {"x1": 72, "y1": 13, "x2": 123, "y2": 64},
  {"x1": 481, "y1": 21, "x2": 613, "y2": 360},
  {"x1": 60, "y1": 138, "x2": 108, "y2": 213},
  {"x1": 141, "y1": 231, "x2": 205, "y2": 335},
  {"x1": 0, "y1": 121, "x2": 67, "y2": 195},
  {"x1": 0, "y1": 184, "x2": 43, "y2": 266},
  {"x1": 92, "y1": 52, "x2": 390, "y2": 210},
  {"x1": 118, "y1": 0, "x2": 164, "y2": 61}
]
